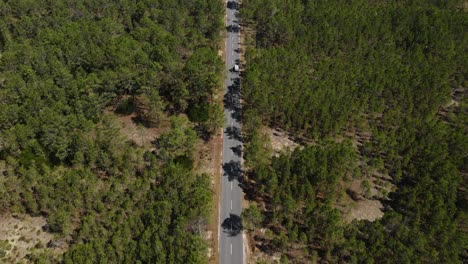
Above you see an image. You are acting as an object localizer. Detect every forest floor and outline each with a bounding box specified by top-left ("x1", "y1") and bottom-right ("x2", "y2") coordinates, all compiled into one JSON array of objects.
[
  {"x1": 115, "y1": 112, "x2": 170, "y2": 150},
  {"x1": 0, "y1": 214, "x2": 65, "y2": 263},
  {"x1": 267, "y1": 128, "x2": 300, "y2": 155},
  {"x1": 338, "y1": 178, "x2": 386, "y2": 223}
]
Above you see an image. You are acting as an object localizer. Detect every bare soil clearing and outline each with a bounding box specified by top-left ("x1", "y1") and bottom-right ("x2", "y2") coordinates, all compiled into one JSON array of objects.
[
  {"x1": 343, "y1": 199, "x2": 384, "y2": 223},
  {"x1": 267, "y1": 128, "x2": 300, "y2": 155},
  {"x1": 115, "y1": 113, "x2": 170, "y2": 150},
  {"x1": 0, "y1": 215, "x2": 65, "y2": 263}
]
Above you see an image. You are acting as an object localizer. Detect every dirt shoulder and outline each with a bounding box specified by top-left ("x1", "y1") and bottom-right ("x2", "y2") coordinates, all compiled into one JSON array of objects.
[
  {"x1": 207, "y1": 3, "x2": 227, "y2": 262},
  {"x1": 204, "y1": 131, "x2": 223, "y2": 264}
]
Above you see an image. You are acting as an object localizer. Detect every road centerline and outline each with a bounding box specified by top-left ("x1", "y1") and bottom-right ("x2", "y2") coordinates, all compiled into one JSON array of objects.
[{"x1": 220, "y1": 1, "x2": 243, "y2": 263}]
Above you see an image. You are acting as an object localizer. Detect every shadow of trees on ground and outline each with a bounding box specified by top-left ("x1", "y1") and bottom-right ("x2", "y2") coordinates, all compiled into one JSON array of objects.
[
  {"x1": 227, "y1": 1, "x2": 239, "y2": 10},
  {"x1": 231, "y1": 145, "x2": 242, "y2": 157},
  {"x1": 225, "y1": 126, "x2": 242, "y2": 141},
  {"x1": 223, "y1": 160, "x2": 242, "y2": 182},
  {"x1": 221, "y1": 213, "x2": 243, "y2": 237},
  {"x1": 224, "y1": 78, "x2": 241, "y2": 123}
]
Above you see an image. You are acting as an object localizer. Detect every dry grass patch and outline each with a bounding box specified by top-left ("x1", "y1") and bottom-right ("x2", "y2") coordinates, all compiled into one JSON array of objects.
[{"x1": 115, "y1": 112, "x2": 170, "y2": 150}]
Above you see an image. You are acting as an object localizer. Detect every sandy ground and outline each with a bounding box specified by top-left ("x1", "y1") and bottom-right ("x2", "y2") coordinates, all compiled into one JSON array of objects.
[
  {"x1": 0, "y1": 215, "x2": 64, "y2": 263},
  {"x1": 200, "y1": 131, "x2": 223, "y2": 264},
  {"x1": 267, "y1": 128, "x2": 300, "y2": 155},
  {"x1": 116, "y1": 113, "x2": 170, "y2": 150},
  {"x1": 343, "y1": 199, "x2": 384, "y2": 222}
]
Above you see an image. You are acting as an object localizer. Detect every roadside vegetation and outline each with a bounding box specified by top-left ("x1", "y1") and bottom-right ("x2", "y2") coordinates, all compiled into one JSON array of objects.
[
  {"x1": 240, "y1": 0, "x2": 467, "y2": 262},
  {"x1": 0, "y1": 0, "x2": 224, "y2": 262}
]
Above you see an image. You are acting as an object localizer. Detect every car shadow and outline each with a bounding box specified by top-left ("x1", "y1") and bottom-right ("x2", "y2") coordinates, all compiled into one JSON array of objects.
[{"x1": 226, "y1": 25, "x2": 240, "y2": 33}]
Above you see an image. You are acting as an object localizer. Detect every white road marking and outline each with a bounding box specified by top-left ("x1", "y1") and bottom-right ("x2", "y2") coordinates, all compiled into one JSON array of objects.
[
  {"x1": 231, "y1": 199, "x2": 233, "y2": 210},
  {"x1": 230, "y1": 243, "x2": 233, "y2": 255},
  {"x1": 218, "y1": 202, "x2": 221, "y2": 251}
]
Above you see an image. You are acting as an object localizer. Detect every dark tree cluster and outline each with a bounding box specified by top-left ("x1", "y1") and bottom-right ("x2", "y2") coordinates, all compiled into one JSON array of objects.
[
  {"x1": 245, "y1": 142, "x2": 357, "y2": 254},
  {"x1": 0, "y1": 0, "x2": 223, "y2": 263},
  {"x1": 241, "y1": 0, "x2": 467, "y2": 262},
  {"x1": 242, "y1": 0, "x2": 466, "y2": 138}
]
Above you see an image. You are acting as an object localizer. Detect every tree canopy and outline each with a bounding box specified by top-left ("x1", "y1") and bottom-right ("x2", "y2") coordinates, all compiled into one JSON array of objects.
[
  {"x1": 0, "y1": 0, "x2": 224, "y2": 262},
  {"x1": 241, "y1": 0, "x2": 467, "y2": 262}
]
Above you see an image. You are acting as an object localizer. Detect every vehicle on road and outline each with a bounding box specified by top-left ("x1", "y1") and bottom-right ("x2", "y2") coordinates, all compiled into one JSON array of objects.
[{"x1": 234, "y1": 64, "x2": 239, "y2": 72}]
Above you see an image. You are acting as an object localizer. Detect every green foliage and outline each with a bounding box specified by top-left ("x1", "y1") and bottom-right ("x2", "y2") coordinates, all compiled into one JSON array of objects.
[
  {"x1": 0, "y1": 0, "x2": 223, "y2": 262},
  {"x1": 242, "y1": 204, "x2": 263, "y2": 232},
  {"x1": 244, "y1": 129, "x2": 271, "y2": 169},
  {"x1": 48, "y1": 209, "x2": 72, "y2": 236},
  {"x1": 0, "y1": 0, "x2": 224, "y2": 164},
  {"x1": 116, "y1": 97, "x2": 136, "y2": 115},
  {"x1": 156, "y1": 116, "x2": 198, "y2": 162},
  {"x1": 141, "y1": 89, "x2": 166, "y2": 127},
  {"x1": 185, "y1": 47, "x2": 224, "y2": 104},
  {"x1": 242, "y1": 0, "x2": 467, "y2": 138},
  {"x1": 206, "y1": 102, "x2": 224, "y2": 136},
  {"x1": 242, "y1": 0, "x2": 467, "y2": 262},
  {"x1": 246, "y1": 142, "x2": 355, "y2": 258},
  {"x1": 189, "y1": 101, "x2": 224, "y2": 138},
  {"x1": 188, "y1": 101, "x2": 210, "y2": 124}
]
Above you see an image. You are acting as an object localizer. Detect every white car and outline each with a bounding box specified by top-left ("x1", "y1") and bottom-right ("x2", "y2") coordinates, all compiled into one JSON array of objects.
[{"x1": 234, "y1": 64, "x2": 239, "y2": 72}]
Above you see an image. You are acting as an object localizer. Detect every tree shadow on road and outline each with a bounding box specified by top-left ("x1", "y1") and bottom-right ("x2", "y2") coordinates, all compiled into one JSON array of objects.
[
  {"x1": 225, "y1": 126, "x2": 242, "y2": 142},
  {"x1": 223, "y1": 160, "x2": 242, "y2": 182},
  {"x1": 223, "y1": 85, "x2": 239, "y2": 110},
  {"x1": 226, "y1": 25, "x2": 240, "y2": 33},
  {"x1": 227, "y1": 1, "x2": 239, "y2": 10},
  {"x1": 221, "y1": 213, "x2": 243, "y2": 237},
  {"x1": 231, "y1": 145, "x2": 242, "y2": 157},
  {"x1": 224, "y1": 79, "x2": 242, "y2": 123}
]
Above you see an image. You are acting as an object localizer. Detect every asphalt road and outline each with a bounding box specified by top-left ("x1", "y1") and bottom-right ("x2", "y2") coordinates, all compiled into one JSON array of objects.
[{"x1": 219, "y1": 1, "x2": 243, "y2": 263}]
